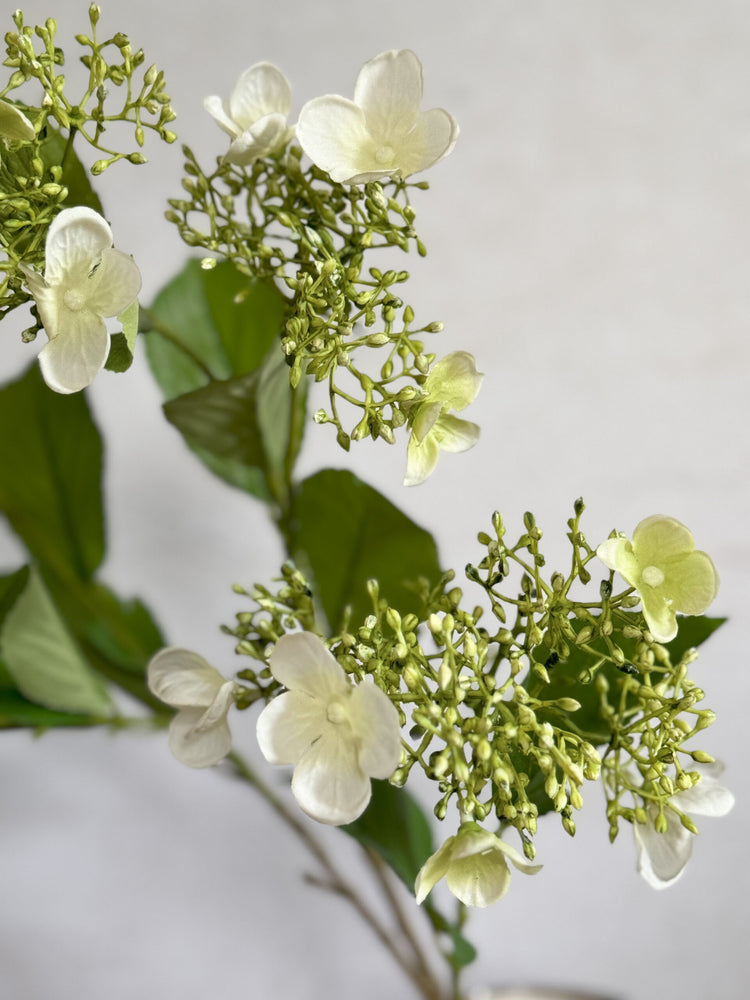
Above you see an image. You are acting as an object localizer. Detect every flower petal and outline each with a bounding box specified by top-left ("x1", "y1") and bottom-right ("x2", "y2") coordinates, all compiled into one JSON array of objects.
[
  {"x1": 268, "y1": 632, "x2": 349, "y2": 699},
  {"x1": 633, "y1": 811, "x2": 693, "y2": 889},
  {"x1": 223, "y1": 113, "x2": 290, "y2": 165},
  {"x1": 0, "y1": 99, "x2": 35, "y2": 141},
  {"x1": 412, "y1": 400, "x2": 442, "y2": 443},
  {"x1": 446, "y1": 846, "x2": 512, "y2": 908},
  {"x1": 203, "y1": 95, "x2": 239, "y2": 137},
  {"x1": 197, "y1": 680, "x2": 236, "y2": 731},
  {"x1": 403, "y1": 429, "x2": 441, "y2": 487},
  {"x1": 662, "y1": 550, "x2": 720, "y2": 615},
  {"x1": 229, "y1": 62, "x2": 291, "y2": 128},
  {"x1": 349, "y1": 680, "x2": 401, "y2": 779},
  {"x1": 415, "y1": 836, "x2": 455, "y2": 904},
  {"x1": 37, "y1": 309, "x2": 110, "y2": 394},
  {"x1": 168, "y1": 707, "x2": 232, "y2": 768},
  {"x1": 353, "y1": 50, "x2": 423, "y2": 137},
  {"x1": 256, "y1": 689, "x2": 328, "y2": 765},
  {"x1": 424, "y1": 351, "x2": 483, "y2": 411},
  {"x1": 433, "y1": 415, "x2": 481, "y2": 454},
  {"x1": 677, "y1": 771, "x2": 735, "y2": 817},
  {"x1": 86, "y1": 247, "x2": 142, "y2": 317},
  {"x1": 291, "y1": 728, "x2": 371, "y2": 825},
  {"x1": 296, "y1": 96, "x2": 383, "y2": 184},
  {"x1": 395, "y1": 107, "x2": 460, "y2": 177},
  {"x1": 632, "y1": 515, "x2": 695, "y2": 565},
  {"x1": 147, "y1": 648, "x2": 227, "y2": 708},
  {"x1": 596, "y1": 537, "x2": 639, "y2": 587},
  {"x1": 43, "y1": 207, "x2": 114, "y2": 286},
  {"x1": 492, "y1": 837, "x2": 544, "y2": 875},
  {"x1": 639, "y1": 589, "x2": 678, "y2": 643}
]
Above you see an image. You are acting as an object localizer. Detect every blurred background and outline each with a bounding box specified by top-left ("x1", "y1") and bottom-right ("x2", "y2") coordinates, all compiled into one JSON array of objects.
[{"x1": 1, "y1": 1, "x2": 748, "y2": 997}]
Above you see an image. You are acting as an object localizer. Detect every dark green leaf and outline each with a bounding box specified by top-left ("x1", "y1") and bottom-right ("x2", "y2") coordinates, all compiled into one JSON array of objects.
[
  {"x1": 666, "y1": 615, "x2": 725, "y2": 663},
  {"x1": 163, "y1": 370, "x2": 265, "y2": 465},
  {"x1": 0, "y1": 690, "x2": 109, "y2": 729},
  {"x1": 256, "y1": 344, "x2": 307, "y2": 495},
  {"x1": 0, "y1": 364, "x2": 104, "y2": 581},
  {"x1": 202, "y1": 263, "x2": 285, "y2": 374},
  {"x1": 0, "y1": 566, "x2": 112, "y2": 716},
  {"x1": 424, "y1": 907, "x2": 477, "y2": 970},
  {"x1": 144, "y1": 259, "x2": 292, "y2": 497},
  {"x1": 343, "y1": 779, "x2": 433, "y2": 889},
  {"x1": 104, "y1": 332, "x2": 133, "y2": 373},
  {"x1": 105, "y1": 300, "x2": 140, "y2": 373},
  {"x1": 292, "y1": 469, "x2": 442, "y2": 631},
  {"x1": 43, "y1": 577, "x2": 166, "y2": 708}
]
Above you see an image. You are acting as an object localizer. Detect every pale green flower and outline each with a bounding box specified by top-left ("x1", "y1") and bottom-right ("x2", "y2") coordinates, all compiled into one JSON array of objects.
[
  {"x1": 257, "y1": 632, "x2": 402, "y2": 825},
  {"x1": 596, "y1": 515, "x2": 719, "y2": 643},
  {"x1": 404, "y1": 351, "x2": 483, "y2": 486},
  {"x1": 633, "y1": 763, "x2": 734, "y2": 889},
  {"x1": 296, "y1": 49, "x2": 458, "y2": 185},
  {"x1": 147, "y1": 648, "x2": 236, "y2": 768},
  {"x1": 0, "y1": 98, "x2": 34, "y2": 142},
  {"x1": 204, "y1": 62, "x2": 293, "y2": 165},
  {"x1": 415, "y1": 823, "x2": 542, "y2": 908},
  {"x1": 19, "y1": 207, "x2": 142, "y2": 394}
]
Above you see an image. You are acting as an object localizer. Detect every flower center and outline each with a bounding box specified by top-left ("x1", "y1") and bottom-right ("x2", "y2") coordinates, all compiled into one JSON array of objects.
[
  {"x1": 326, "y1": 699, "x2": 349, "y2": 726},
  {"x1": 63, "y1": 288, "x2": 86, "y2": 312},
  {"x1": 374, "y1": 144, "x2": 395, "y2": 166},
  {"x1": 641, "y1": 565, "x2": 665, "y2": 588}
]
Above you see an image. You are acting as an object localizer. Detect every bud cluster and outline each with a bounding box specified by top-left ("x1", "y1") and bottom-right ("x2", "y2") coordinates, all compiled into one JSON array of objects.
[
  {"x1": 0, "y1": 7, "x2": 175, "y2": 321},
  {"x1": 167, "y1": 145, "x2": 447, "y2": 449},
  {"x1": 219, "y1": 501, "x2": 720, "y2": 861}
]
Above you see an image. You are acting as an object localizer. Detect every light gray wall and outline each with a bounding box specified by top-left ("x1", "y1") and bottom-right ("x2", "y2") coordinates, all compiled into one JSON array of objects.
[{"x1": 2, "y1": 2, "x2": 747, "y2": 998}]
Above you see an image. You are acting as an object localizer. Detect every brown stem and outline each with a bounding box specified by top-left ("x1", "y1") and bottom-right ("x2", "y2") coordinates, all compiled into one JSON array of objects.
[{"x1": 226, "y1": 752, "x2": 447, "y2": 1000}]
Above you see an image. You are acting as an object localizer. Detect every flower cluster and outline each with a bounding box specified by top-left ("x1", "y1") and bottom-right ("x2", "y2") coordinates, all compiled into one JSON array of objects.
[
  {"x1": 147, "y1": 504, "x2": 728, "y2": 908},
  {"x1": 166, "y1": 49, "x2": 475, "y2": 483}
]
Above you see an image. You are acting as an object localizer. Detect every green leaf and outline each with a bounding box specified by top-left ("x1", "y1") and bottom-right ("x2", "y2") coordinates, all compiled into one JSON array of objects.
[
  {"x1": 343, "y1": 779, "x2": 433, "y2": 889},
  {"x1": 144, "y1": 259, "x2": 292, "y2": 497},
  {"x1": 666, "y1": 615, "x2": 725, "y2": 663},
  {"x1": 0, "y1": 364, "x2": 104, "y2": 581},
  {"x1": 163, "y1": 370, "x2": 265, "y2": 464},
  {"x1": 203, "y1": 263, "x2": 285, "y2": 374},
  {"x1": 41, "y1": 576, "x2": 166, "y2": 708},
  {"x1": 256, "y1": 345, "x2": 307, "y2": 496},
  {"x1": 0, "y1": 567, "x2": 112, "y2": 716},
  {"x1": 0, "y1": 691, "x2": 108, "y2": 729},
  {"x1": 291, "y1": 469, "x2": 442, "y2": 631},
  {"x1": 105, "y1": 299, "x2": 140, "y2": 373},
  {"x1": 104, "y1": 332, "x2": 132, "y2": 373}
]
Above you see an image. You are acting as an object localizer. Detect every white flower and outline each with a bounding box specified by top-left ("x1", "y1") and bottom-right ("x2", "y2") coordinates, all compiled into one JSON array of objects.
[
  {"x1": 415, "y1": 823, "x2": 542, "y2": 908},
  {"x1": 633, "y1": 763, "x2": 734, "y2": 889},
  {"x1": 19, "y1": 206, "x2": 142, "y2": 394},
  {"x1": 596, "y1": 515, "x2": 719, "y2": 643},
  {"x1": 147, "y1": 648, "x2": 236, "y2": 768},
  {"x1": 296, "y1": 49, "x2": 459, "y2": 185},
  {"x1": 404, "y1": 351, "x2": 483, "y2": 486},
  {"x1": 256, "y1": 632, "x2": 402, "y2": 825},
  {"x1": 204, "y1": 62, "x2": 293, "y2": 165},
  {"x1": 0, "y1": 99, "x2": 34, "y2": 142}
]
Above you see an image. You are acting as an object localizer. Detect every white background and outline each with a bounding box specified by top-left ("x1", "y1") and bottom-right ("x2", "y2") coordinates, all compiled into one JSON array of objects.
[{"x1": 1, "y1": 2, "x2": 748, "y2": 998}]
